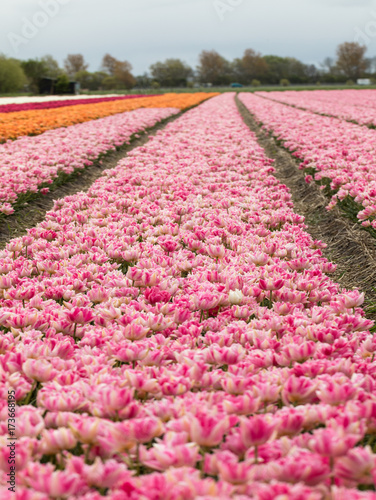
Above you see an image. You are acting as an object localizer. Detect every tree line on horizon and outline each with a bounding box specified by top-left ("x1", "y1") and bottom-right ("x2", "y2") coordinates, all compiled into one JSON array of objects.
[{"x1": 0, "y1": 42, "x2": 373, "y2": 93}]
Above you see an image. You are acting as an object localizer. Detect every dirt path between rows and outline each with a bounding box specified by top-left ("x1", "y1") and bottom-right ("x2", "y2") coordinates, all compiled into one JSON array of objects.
[
  {"x1": 236, "y1": 95, "x2": 376, "y2": 319},
  {"x1": 0, "y1": 112, "x2": 182, "y2": 250}
]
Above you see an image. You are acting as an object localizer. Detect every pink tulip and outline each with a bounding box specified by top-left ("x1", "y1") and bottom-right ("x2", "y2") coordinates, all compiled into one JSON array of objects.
[
  {"x1": 240, "y1": 415, "x2": 276, "y2": 448},
  {"x1": 39, "y1": 427, "x2": 77, "y2": 455},
  {"x1": 317, "y1": 379, "x2": 357, "y2": 405},
  {"x1": 207, "y1": 244, "x2": 226, "y2": 260},
  {"x1": 24, "y1": 463, "x2": 86, "y2": 498},
  {"x1": 335, "y1": 446, "x2": 376, "y2": 485},
  {"x1": 259, "y1": 278, "x2": 284, "y2": 291},
  {"x1": 282, "y1": 376, "x2": 317, "y2": 405},
  {"x1": 93, "y1": 384, "x2": 134, "y2": 417},
  {"x1": 133, "y1": 417, "x2": 164, "y2": 443},
  {"x1": 189, "y1": 411, "x2": 232, "y2": 447},
  {"x1": 15, "y1": 406, "x2": 45, "y2": 438},
  {"x1": 22, "y1": 359, "x2": 56, "y2": 383},
  {"x1": 65, "y1": 307, "x2": 94, "y2": 325},
  {"x1": 307, "y1": 427, "x2": 361, "y2": 457}
]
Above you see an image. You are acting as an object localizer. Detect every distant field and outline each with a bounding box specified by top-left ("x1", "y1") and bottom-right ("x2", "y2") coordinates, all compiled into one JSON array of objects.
[
  {"x1": 84, "y1": 84, "x2": 376, "y2": 94},
  {"x1": 2, "y1": 83, "x2": 376, "y2": 99}
]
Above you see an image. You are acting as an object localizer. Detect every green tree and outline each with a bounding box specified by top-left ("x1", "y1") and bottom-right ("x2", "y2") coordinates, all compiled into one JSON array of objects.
[
  {"x1": 263, "y1": 55, "x2": 314, "y2": 84},
  {"x1": 102, "y1": 76, "x2": 119, "y2": 90},
  {"x1": 150, "y1": 59, "x2": 193, "y2": 87},
  {"x1": 21, "y1": 55, "x2": 62, "y2": 93},
  {"x1": 263, "y1": 55, "x2": 288, "y2": 83},
  {"x1": 90, "y1": 71, "x2": 108, "y2": 90},
  {"x1": 40, "y1": 55, "x2": 62, "y2": 79},
  {"x1": 21, "y1": 58, "x2": 48, "y2": 92},
  {"x1": 0, "y1": 55, "x2": 26, "y2": 93},
  {"x1": 75, "y1": 70, "x2": 107, "y2": 91},
  {"x1": 55, "y1": 74, "x2": 71, "y2": 94},
  {"x1": 74, "y1": 70, "x2": 92, "y2": 90},
  {"x1": 135, "y1": 73, "x2": 152, "y2": 88},
  {"x1": 75, "y1": 70, "x2": 102, "y2": 90}
]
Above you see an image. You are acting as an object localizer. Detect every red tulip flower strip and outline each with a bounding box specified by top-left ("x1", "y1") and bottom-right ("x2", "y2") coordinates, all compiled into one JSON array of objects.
[{"x1": 0, "y1": 95, "x2": 160, "y2": 114}]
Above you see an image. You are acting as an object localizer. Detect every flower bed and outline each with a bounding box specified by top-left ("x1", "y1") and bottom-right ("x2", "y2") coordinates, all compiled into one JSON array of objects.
[
  {"x1": 0, "y1": 93, "x2": 217, "y2": 142},
  {"x1": 240, "y1": 92, "x2": 376, "y2": 230},
  {"x1": 256, "y1": 90, "x2": 376, "y2": 128},
  {"x1": 0, "y1": 93, "x2": 375, "y2": 498},
  {"x1": 0, "y1": 107, "x2": 179, "y2": 215},
  {"x1": 0, "y1": 95, "x2": 160, "y2": 114}
]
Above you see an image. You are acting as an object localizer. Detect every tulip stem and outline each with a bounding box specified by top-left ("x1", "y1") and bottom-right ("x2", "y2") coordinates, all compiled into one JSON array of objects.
[
  {"x1": 269, "y1": 290, "x2": 273, "y2": 307},
  {"x1": 23, "y1": 381, "x2": 37, "y2": 406},
  {"x1": 136, "y1": 443, "x2": 141, "y2": 475},
  {"x1": 330, "y1": 456, "x2": 335, "y2": 487},
  {"x1": 84, "y1": 444, "x2": 91, "y2": 465},
  {"x1": 57, "y1": 452, "x2": 64, "y2": 470}
]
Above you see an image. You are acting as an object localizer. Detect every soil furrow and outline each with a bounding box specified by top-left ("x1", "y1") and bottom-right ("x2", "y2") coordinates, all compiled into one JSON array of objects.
[{"x1": 236, "y1": 95, "x2": 376, "y2": 319}]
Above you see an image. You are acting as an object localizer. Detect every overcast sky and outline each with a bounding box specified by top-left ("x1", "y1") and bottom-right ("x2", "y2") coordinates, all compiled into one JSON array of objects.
[{"x1": 1, "y1": 0, "x2": 376, "y2": 74}]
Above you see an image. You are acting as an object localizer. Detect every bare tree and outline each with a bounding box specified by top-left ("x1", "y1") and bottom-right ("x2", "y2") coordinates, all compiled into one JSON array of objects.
[
  {"x1": 237, "y1": 48, "x2": 268, "y2": 83},
  {"x1": 197, "y1": 50, "x2": 232, "y2": 85},
  {"x1": 367, "y1": 55, "x2": 376, "y2": 74},
  {"x1": 101, "y1": 54, "x2": 135, "y2": 89},
  {"x1": 335, "y1": 42, "x2": 368, "y2": 80},
  {"x1": 64, "y1": 54, "x2": 88, "y2": 78},
  {"x1": 101, "y1": 54, "x2": 118, "y2": 76},
  {"x1": 320, "y1": 57, "x2": 335, "y2": 73},
  {"x1": 114, "y1": 60, "x2": 136, "y2": 89}
]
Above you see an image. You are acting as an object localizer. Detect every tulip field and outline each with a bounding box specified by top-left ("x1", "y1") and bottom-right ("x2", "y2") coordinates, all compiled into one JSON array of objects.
[
  {"x1": 240, "y1": 92, "x2": 376, "y2": 229},
  {"x1": 1, "y1": 91, "x2": 376, "y2": 499},
  {"x1": 255, "y1": 89, "x2": 376, "y2": 128},
  {"x1": 0, "y1": 93, "x2": 214, "y2": 142}
]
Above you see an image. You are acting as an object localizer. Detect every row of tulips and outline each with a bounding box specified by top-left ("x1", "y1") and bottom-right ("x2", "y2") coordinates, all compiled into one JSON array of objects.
[
  {"x1": 0, "y1": 95, "x2": 159, "y2": 114},
  {"x1": 256, "y1": 90, "x2": 376, "y2": 128},
  {"x1": 239, "y1": 93, "x2": 376, "y2": 230},
  {"x1": 0, "y1": 106, "x2": 180, "y2": 215},
  {"x1": 0, "y1": 95, "x2": 122, "y2": 105},
  {"x1": 0, "y1": 93, "x2": 217, "y2": 142},
  {"x1": 0, "y1": 93, "x2": 375, "y2": 498}
]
